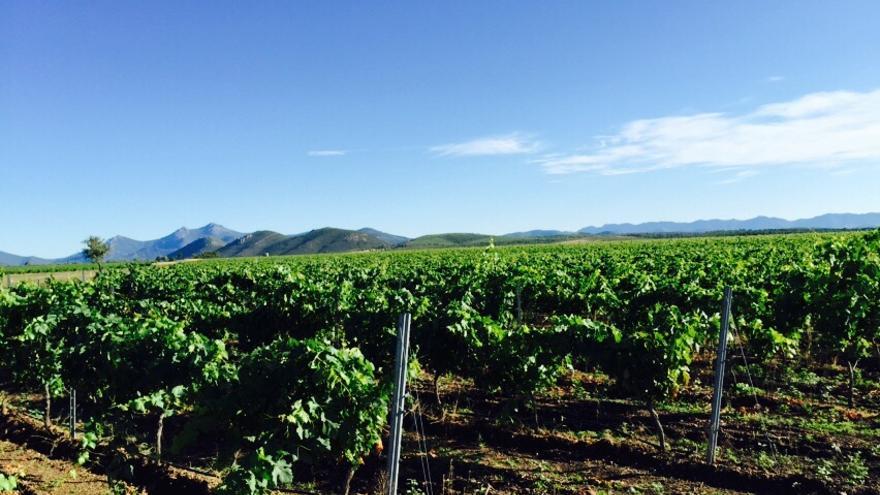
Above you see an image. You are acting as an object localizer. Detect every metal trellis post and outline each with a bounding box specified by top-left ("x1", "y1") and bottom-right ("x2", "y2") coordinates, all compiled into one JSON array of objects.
[
  {"x1": 69, "y1": 388, "x2": 77, "y2": 440},
  {"x1": 386, "y1": 313, "x2": 412, "y2": 495},
  {"x1": 707, "y1": 287, "x2": 732, "y2": 465}
]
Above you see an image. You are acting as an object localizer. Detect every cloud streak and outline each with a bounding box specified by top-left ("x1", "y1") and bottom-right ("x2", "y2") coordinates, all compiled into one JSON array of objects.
[
  {"x1": 307, "y1": 150, "x2": 347, "y2": 157},
  {"x1": 431, "y1": 133, "x2": 540, "y2": 157},
  {"x1": 716, "y1": 169, "x2": 759, "y2": 185},
  {"x1": 536, "y1": 88, "x2": 880, "y2": 175}
]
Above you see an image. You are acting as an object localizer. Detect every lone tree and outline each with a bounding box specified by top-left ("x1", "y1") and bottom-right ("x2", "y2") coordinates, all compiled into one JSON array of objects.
[{"x1": 82, "y1": 236, "x2": 110, "y2": 269}]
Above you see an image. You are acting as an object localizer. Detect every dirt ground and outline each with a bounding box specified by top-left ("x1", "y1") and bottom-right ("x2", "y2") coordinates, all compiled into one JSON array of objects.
[
  {"x1": 0, "y1": 357, "x2": 878, "y2": 495},
  {"x1": 0, "y1": 438, "x2": 119, "y2": 495},
  {"x1": 370, "y1": 358, "x2": 879, "y2": 495}
]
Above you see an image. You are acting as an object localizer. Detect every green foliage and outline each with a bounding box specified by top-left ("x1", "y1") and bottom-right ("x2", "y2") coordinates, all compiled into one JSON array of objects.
[
  {"x1": 404, "y1": 478, "x2": 427, "y2": 495},
  {"x1": 0, "y1": 473, "x2": 17, "y2": 492},
  {"x1": 215, "y1": 448, "x2": 294, "y2": 495},
  {"x1": 0, "y1": 262, "x2": 102, "y2": 274},
  {"x1": 732, "y1": 382, "x2": 764, "y2": 397},
  {"x1": 1, "y1": 230, "x2": 879, "y2": 490},
  {"x1": 817, "y1": 452, "x2": 870, "y2": 487},
  {"x1": 755, "y1": 451, "x2": 777, "y2": 472},
  {"x1": 222, "y1": 338, "x2": 388, "y2": 467},
  {"x1": 82, "y1": 236, "x2": 110, "y2": 265},
  {"x1": 450, "y1": 311, "x2": 572, "y2": 400},
  {"x1": 601, "y1": 305, "x2": 701, "y2": 403},
  {"x1": 809, "y1": 231, "x2": 880, "y2": 363}
]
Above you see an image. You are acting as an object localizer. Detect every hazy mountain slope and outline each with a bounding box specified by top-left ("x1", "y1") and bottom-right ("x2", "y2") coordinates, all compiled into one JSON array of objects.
[
  {"x1": 406, "y1": 233, "x2": 492, "y2": 248},
  {"x1": 357, "y1": 228, "x2": 409, "y2": 246},
  {"x1": 406, "y1": 232, "x2": 592, "y2": 248},
  {"x1": 579, "y1": 212, "x2": 880, "y2": 235},
  {"x1": 265, "y1": 228, "x2": 389, "y2": 255},
  {"x1": 104, "y1": 236, "x2": 150, "y2": 260},
  {"x1": 790, "y1": 213, "x2": 880, "y2": 229},
  {"x1": 0, "y1": 251, "x2": 24, "y2": 265},
  {"x1": 52, "y1": 223, "x2": 245, "y2": 262},
  {"x1": 503, "y1": 230, "x2": 574, "y2": 238},
  {"x1": 123, "y1": 223, "x2": 243, "y2": 260},
  {"x1": 216, "y1": 231, "x2": 288, "y2": 257},
  {"x1": 47, "y1": 223, "x2": 245, "y2": 263},
  {"x1": 215, "y1": 228, "x2": 389, "y2": 257},
  {"x1": 168, "y1": 237, "x2": 227, "y2": 259},
  {"x1": 0, "y1": 251, "x2": 53, "y2": 266},
  {"x1": 3, "y1": 213, "x2": 878, "y2": 266}
]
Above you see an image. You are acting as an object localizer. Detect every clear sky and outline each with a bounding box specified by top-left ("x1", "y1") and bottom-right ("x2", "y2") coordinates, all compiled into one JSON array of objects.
[{"x1": 3, "y1": 1, "x2": 880, "y2": 257}]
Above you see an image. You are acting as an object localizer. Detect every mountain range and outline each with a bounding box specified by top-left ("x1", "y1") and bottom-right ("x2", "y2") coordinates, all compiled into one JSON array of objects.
[
  {"x1": 213, "y1": 228, "x2": 391, "y2": 258},
  {"x1": 577, "y1": 212, "x2": 880, "y2": 235},
  {"x1": 0, "y1": 252, "x2": 54, "y2": 266},
  {"x1": 2, "y1": 212, "x2": 879, "y2": 266},
  {"x1": 60, "y1": 223, "x2": 244, "y2": 263}
]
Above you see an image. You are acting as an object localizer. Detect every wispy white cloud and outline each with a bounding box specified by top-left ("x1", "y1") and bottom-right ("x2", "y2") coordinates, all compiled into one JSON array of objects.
[
  {"x1": 431, "y1": 133, "x2": 541, "y2": 157},
  {"x1": 307, "y1": 150, "x2": 347, "y2": 157},
  {"x1": 536, "y1": 88, "x2": 880, "y2": 175},
  {"x1": 716, "y1": 169, "x2": 759, "y2": 185},
  {"x1": 766, "y1": 75, "x2": 785, "y2": 83}
]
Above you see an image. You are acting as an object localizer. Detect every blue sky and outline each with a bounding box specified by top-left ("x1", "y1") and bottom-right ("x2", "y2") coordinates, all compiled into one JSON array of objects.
[{"x1": 2, "y1": 1, "x2": 880, "y2": 257}]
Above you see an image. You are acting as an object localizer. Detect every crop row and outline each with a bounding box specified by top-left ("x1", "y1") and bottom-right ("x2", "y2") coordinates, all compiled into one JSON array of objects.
[{"x1": 0, "y1": 232, "x2": 878, "y2": 493}]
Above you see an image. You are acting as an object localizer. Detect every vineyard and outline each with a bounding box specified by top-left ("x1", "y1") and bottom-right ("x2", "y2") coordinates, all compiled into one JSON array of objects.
[{"x1": 1, "y1": 232, "x2": 879, "y2": 494}]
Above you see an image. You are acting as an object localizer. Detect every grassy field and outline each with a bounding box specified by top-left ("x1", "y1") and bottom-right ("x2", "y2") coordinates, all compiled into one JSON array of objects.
[
  {"x1": 0, "y1": 263, "x2": 101, "y2": 275},
  {"x1": 2, "y1": 270, "x2": 97, "y2": 288}
]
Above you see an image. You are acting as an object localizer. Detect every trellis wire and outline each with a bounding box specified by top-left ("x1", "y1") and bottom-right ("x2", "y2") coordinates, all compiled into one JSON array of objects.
[
  {"x1": 411, "y1": 388, "x2": 434, "y2": 495},
  {"x1": 728, "y1": 320, "x2": 778, "y2": 456}
]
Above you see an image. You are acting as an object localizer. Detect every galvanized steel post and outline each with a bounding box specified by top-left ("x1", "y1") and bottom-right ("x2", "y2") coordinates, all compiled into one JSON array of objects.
[
  {"x1": 386, "y1": 313, "x2": 412, "y2": 495},
  {"x1": 69, "y1": 388, "x2": 77, "y2": 440},
  {"x1": 707, "y1": 287, "x2": 732, "y2": 465}
]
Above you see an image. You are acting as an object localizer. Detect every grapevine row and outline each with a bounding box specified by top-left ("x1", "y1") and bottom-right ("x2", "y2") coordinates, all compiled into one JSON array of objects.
[{"x1": 0, "y1": 231, "x2": 878, "y2": 493}]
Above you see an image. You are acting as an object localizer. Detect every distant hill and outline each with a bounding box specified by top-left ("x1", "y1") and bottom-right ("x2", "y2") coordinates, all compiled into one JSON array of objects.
[
  {"x1": 3, "y1": 214, "x2": 879, "y2": 266},
  {"x1": 56, "y1": 224, "x2": 244, "y2": 263},
  {"x1": 58, "y1": 236, "x2": 145, "y2": 264},
  {"x1": 407, "y1": 232, "x2": 593, "y2": 248},
  {"x1": 358, "y1": 228, "x2": 409, "y2": 246},
  {"x1": 1, "y1": 223, "x2": 245, "y2": 266},
  {"x1": 62, "y1": 223, "x2": 245, "y2": 262},
  {"x1": 406, "y1": 233, "x2": 492, "y2": 248},
  {"x1": 0, "y1": 251, "x2": 53, "y2": 266},
  {"x1": 216, "y1": 231, "x2": 288, "y2": 257},
  {"x1": 789, "y1": 213, "x2": 880, "y2": 230},
  {"x1": 503, "y1": 230, "x2": 574, "y2": 238},
  {"x1": 217, "y1": 228, "x2": 390, "y2": 257},
  {"x1": 579, "y1": 213, "x2": 880, "y2": 235},
  {"x1": 269, "y1": 228, "x2": 389, "y2": 254},
  {"x1": 168, "y1": 237, "x2": 227, "y2": 260}
]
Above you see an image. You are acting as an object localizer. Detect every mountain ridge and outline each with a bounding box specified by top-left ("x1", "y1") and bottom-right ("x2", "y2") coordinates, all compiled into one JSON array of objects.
[
  {"x1": 578, "y1": 212, "x2": 880, "y2": 235},
  {"x1": 48, "y1": 223, "x2": 245, "y2": 265},
  {"x1": 217, "y1": 228, "x2": 391, "y2": 257},
  {"x1": 2, "y1": 213, "x2": 879, "y2": 266},
  {"x1": 168, "y1": 237, "x2": 228, "y2": 260},
  {"x1": 357, "y1": 228, "x2": 409, "y2": 246},
  {"x1": 0, "y1": 251, "x2": 54, "y2": 266}
]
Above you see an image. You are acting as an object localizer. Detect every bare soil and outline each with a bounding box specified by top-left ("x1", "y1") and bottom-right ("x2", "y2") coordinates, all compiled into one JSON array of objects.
[
  {"x1": 0, "y1": 438, "x2": 123, "y2": 495},
  {"x1": 1, "y1": 358, "x2": 878, "y2": 495}
]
